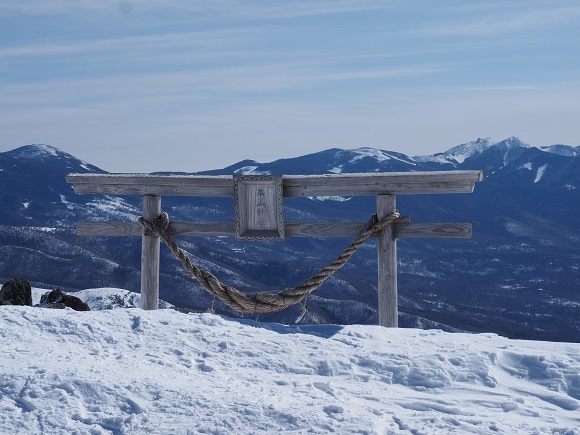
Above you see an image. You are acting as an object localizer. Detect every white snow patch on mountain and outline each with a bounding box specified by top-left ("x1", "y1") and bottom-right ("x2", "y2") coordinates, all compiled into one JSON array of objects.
[
  {"x1": 233, "y1": 166, "x2": 271, "y2": 175},
  {"x1": 540, "y1": 145, "x2": 580, "y2": 157},
  {"x1": 86, "y1": 196, "x2": 140, "y2": 220},
  {"x1": 412, "y1": 153, "x2": 452, "y2": 164},
  {"x1": 388, "y1": 153, "x2": 416, "y2": 165},
  {"x1": 25, "y1": 226, "x2": 57, "y2": 233},
  {"x1": 349, "y1": 147, "x2": 415, "y2": 165},
  {"x1": 495, "y1": 137, "x2": 532, "y2": 166},
  {"x1": 234, "y1": 165, "x2": 257, "y2": 173},
  {"x1": 25, "y1": 144, "x2": 60, "y2": 158},
  {"x1": 416, "y1": 136, "x2": 532, "y2": 166},
  {"x1": 414, "y1": 137, "x2": 496, "y2": 164},
  {"x1": 310, "y1": 196, "x2": 351, "y2": 202},
  {"x1": 534, "y1": 164, "x2": 548, "y2": 183},
  {"x1": 350, "y1": 147, "x2": 393, "y2": 163},
  {"x1": 519, "y1": 162, "x2": 533, "y2": 171},
  {"x1": 59, "y1": 194, "x2": 74, "y2": 210},
  {"x1": 447, "y1": 141, "x2": 493, "y2": 163}
]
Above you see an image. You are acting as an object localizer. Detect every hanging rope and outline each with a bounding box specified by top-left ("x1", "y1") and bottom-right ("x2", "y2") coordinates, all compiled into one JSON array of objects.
[{"x1": 138, "y1": 210, "x2": 400, "y2": 314}]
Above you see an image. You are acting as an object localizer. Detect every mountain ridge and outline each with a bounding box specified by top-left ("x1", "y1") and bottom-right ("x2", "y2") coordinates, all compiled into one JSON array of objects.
[
  {"x1": 1, "y1": 138, "x2": 579, "y2": 342},
  {"x1": 8, "y1": 137, "x2": 578, "y2": 176}
]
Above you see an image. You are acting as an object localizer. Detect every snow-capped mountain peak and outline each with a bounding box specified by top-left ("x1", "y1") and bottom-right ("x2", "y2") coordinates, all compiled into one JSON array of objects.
[
  {"x1": 348, "y1": 147, "x2": 416, "y2": 166},
  {"x1": 440, "y1": 137, "x2": 497, "y2": 163},
  {"x1": 540, "y1": 144, "x2": 580, "y2": 158},
  {"x1": 7, "y1": 144, "x2": 63, "y2": 159},
  {"x1": 350, "y1": 147, "x2": 392, "y2": 162},
  {"x1": 413, "y1": 137, "x2": 496, "y2": 164},
  {"x1": 1, "y1": 144, "x2": 103, "y2": 174},
  {"x1": 414, "y1": 137, "x2": 534, "y2": 168},
  {"x1": 494, "y1": 136, "x2": 531, "y2": 150},
  {"x1": 482, "y1": 136, "x2": 532, "y2": 167}
]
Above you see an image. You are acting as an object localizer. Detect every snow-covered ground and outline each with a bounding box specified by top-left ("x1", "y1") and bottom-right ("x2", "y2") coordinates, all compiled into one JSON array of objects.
[{"x1": 1, "y1": 289, "x2": 579, "y2": 434}]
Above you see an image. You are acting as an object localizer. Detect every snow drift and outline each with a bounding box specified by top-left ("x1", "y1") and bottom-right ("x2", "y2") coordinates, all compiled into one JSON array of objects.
[{"x1": 1, "y1": 290, "x2": 579, "y2": 434}]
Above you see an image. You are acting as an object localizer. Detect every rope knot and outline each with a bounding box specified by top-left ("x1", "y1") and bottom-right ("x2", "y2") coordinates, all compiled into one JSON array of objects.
[
  {"x1": 138, "y1": 212, "x2": 170, "y2": 237},
  {"x1": 360, "y1": 210, "x2": 401, "y2": 237}
]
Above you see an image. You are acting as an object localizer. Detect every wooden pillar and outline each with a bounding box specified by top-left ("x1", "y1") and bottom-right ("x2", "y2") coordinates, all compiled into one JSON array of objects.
[
  {"x1": 377, "y1": 194, "x2": 397, "y2": 327},
  {"x1": 141, "y1": 195, "x2": 161, "y2": 310}
]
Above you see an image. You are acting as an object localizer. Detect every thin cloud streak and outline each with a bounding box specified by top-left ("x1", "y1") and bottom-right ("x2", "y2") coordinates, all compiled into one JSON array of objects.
[
  {"x1": 0, "y1": 0, "x2": 396, "y2": 19},
  {"x1": 390, "y1": 6, "x2": 580, "y2": 40},
  {"x1": 463, "y1": 86, "x2": 543, "y2": 92},
  {"x1": 0, "y1": 27, "x2": 268, "y2": 58},
  {"x1": 0, "y1": 60, "x2": 451, "y2": 109}
]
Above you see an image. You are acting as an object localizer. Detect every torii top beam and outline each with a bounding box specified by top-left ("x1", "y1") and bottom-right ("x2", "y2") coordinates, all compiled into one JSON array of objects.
[{"x1": 66, "y1": 170, "x2": 484, "y2": 197}]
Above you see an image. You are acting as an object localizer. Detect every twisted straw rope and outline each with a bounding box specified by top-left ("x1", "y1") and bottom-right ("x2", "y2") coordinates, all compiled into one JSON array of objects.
[{"x1": 138, "y1": 211, "x2": 400, "y2": 314}]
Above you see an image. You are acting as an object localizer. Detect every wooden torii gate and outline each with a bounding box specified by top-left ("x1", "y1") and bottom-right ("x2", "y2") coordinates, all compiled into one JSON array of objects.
[{"x1": 66, "y1": 170, "x2": 483, "y2": 327}]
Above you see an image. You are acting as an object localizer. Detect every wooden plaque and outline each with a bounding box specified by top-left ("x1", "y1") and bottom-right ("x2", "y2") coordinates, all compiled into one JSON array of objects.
[{"x1": 234, "y1": 175, "x2": 284, "y2": 241}]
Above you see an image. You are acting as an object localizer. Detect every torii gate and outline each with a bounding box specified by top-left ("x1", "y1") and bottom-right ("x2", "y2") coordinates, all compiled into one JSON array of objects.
[{"x1": 66, "y1": 170, "x2": 483, "y2": 327}]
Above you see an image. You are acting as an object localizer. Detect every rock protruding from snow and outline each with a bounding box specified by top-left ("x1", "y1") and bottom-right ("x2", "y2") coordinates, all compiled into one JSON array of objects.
[
  {"x1": 31, "y1": 287, "x2": 174, "y2": 311},
  {"x1": 39, "y1": 289, "x2": 90, "y2": 311},
  {"x1": 0, "y1": 278, "x2": 33, "y2": 306}
]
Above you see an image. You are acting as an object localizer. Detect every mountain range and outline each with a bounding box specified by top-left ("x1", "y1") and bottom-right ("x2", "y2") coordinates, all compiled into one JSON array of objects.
[{"x1": 1, "y1": 137, "x2": 579, "y2": 342}]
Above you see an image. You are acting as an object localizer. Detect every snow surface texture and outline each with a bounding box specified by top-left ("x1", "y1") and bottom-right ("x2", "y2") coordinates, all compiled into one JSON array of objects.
[{"x1": 2, "y1": 290, "x2": 579, "y2": 434}]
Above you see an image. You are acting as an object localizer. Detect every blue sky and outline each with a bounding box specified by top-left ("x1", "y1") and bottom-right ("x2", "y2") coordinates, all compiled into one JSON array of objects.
[{"x1": 1, "y1": 0, "x2": 579, "y2": 172}]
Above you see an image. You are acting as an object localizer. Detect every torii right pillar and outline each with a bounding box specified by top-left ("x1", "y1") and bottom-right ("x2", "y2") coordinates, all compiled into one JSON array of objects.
[{"x1": 377, "y1": 194, "x2": 398, "y2": 327}]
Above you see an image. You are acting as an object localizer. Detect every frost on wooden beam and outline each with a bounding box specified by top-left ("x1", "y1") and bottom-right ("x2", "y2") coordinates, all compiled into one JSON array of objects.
[
  {"x1": 75, "y1": 221, "x2": 473, "y2": 239},
  {"x1": 66, "y1": 170, "x2": 484, "y2": 197}
]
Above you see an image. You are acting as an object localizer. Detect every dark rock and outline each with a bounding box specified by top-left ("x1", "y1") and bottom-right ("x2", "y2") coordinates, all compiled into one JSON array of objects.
[
  {"x1": 0, "y1": 299, "x2": 13, "y2": 305},
  {"x1": 40, "y1": 289, "x2": 90, "y2": 311},
  {"x1": 42, "y1": 302, "x2": 68, "y2": 310},
  {"x1": 0, "y1": 278, "x2": 32, "y2": 306}
]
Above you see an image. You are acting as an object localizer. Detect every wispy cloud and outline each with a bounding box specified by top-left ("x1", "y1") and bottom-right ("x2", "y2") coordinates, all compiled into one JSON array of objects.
[
  {"x1": 393, "y1": 4, "x2": 580, "y2": 39},
  {"x1": 0, "y1": 59, "x2": 450, "y2": 111},
  {"x1": 0, "y1": 0, "x2": 396, "y2": 19},
  {"x1": 0, "y1": 26, "x2": 266, "y2": 58},
  {"x1": 464, "y1": 86, "x2": 543, "y2": 92}
]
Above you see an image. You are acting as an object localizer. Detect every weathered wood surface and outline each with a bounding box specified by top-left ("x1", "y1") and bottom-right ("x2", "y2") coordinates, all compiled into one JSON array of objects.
[
  {"x1": 141, "y1": 195, "x2": 160, "y2": 310},
  {"x1": 68, "y1": 174, "x2": 234, "y2": 197},
  {"x1": 394, "y1": 222, "x2": 472, "y2": 238},
  {"x1": 234, "y1": 176, "x2": 285, "y2": 240},
  {"x1": 66, "y1": 170, "x2": 483, "y2": 197},
  {"x1": 282, "y1": 171, "x2": 483, "y2": 196},
  {"x1": 75, "y1": 220, "x2": 472, "y2": 239},
  {"x1": 377, "y1": 195, "x2": 397, "y2": 328}
]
